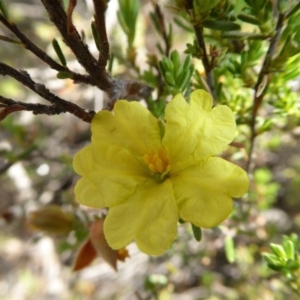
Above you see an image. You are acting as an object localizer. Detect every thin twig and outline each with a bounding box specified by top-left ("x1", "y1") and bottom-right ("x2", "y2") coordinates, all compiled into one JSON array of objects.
[
  {"x1": 184, "y1": 0, "x2": 216, "y2": 102},
  {"x1": 40, "y1": 0, "x2": 113, "y2": 91},
  {"x1": 0, "y1": 95, "x2": 66, "y2": 116},
  {"x1": 67, "y1": 0, "x2": 77, "y2": 34},
  {"x1": 92, "y1": 0, "x2": 110, "y2": 67},
  {"x1": 0, "y1": 13, "x2": 61, "y2": 71},
  {"x1": 0, "y1": 63, "x2": 95, "y2": 122},
  {"x1": 0, "y1": 1, "x2": 153, "y2": 116},
  {"x1": 193, "y1": 24, "x2": 217, "y2": 103},
  {"x1": 40, "y1": 0, "x2": 153, "y2": 103},
  {"x1": 154, "y1": 4, "x2": 171, "y2": 56},
  {"x1": 246, "y1": 12, "x2": 285, "y2": 172}
]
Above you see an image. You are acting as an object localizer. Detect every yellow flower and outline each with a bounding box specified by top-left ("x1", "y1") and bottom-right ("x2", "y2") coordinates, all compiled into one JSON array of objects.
[{"x1": 73, "y1": 90, "x2": 249, "y2": 255}]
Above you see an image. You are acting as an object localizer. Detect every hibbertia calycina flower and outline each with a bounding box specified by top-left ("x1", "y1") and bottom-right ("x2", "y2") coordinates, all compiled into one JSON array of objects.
[{"x1": 73, "y1": 90, "x2": 249, "y2": 255}]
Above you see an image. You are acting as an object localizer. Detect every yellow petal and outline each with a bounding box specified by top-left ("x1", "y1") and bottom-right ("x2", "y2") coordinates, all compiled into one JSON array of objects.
[
  {"x1": 91, "y1": 101, "x2": 161, "y2": 157},
  {"x1": 74, "y1": 177, "x2": 106, "y2": 208},
  {"x1": 171, "y1": 157, "x2": 249, "y2": 228},
  {"x1": 73, "y1": 143, "x2": 149, "y2": 208},
  {"x1": 163, "y1": 90, "x2": 236, "y2": 167},
  {"x1": 104, "y1": 180, "x2": 178, "y2": 256},
  {"x1": 191, "y1": 89, "x2": 213, "y2": 110}
]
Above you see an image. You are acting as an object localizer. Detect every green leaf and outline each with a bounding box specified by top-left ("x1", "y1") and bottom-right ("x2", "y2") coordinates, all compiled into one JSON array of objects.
[
  {"x1": 277, "y1": 0, "x2": 290, "y2": 13},
  {"x1": 270, "y1": 243, "x2": 287, "y2": 259},
  {"x1": 159, "y1": 51, "x2": 194, "y2": 94},
  {"x1": 284, "y1": 240, "x2": 295, "y2": 260},
  {"x1": 57, "y1": 71, "x2": 73, "y2": 79},
  {"x1": 184, "y1": 41, "x2": 202, "y2": 58},
  {"x1": 118, "y1": 0, "x2": 140, "y2": 47},
  {"x1": 158, "y1": 61, "x2": 165, "y2": 75},
  {"x1": 286, "y1": 2, "x2": 300, "y2": 18},
  {"x1": 225, "y1": 236, "x2": 235, "y2": 263},
  {"x1": 117, "y1": 10, "x2": 129, "y2": 35},
  {"x1": 262, "y1": 253, "x2": 282, "y2": 267},
  {"x1": 178, "y1": 66, "x2": 194, "y2": 91},
  {"x1": 221, "y1": 31, "x2": 267, "y2": 40},
  {"x1": 202, "y1": 20, "x2": 241, "y2": 31},
  {"x1": 0, "y1": 0, "x2": 9, "y2": 20},
  {"x1": 237, "y1": 13, "x2": 260, "y2": 25},
  {"x1": 182, "y1": 55, "x2": 192, "y2": 70},
  {"x1": 173, "y1": 17, "x2": 194, "y2": 32},
  {"x1": 268, "y1": 264, "x2": 285, "y2": 271},
  {"x1": 170, "y1": 50, "x2": 181, "y2": 70},
  {"x1": 162, "y1": 56, "x2": 174, "y2": 72},
  {"x1": 165, "y1": 71, "x2": 176, "y2": 86},
  {"x1": 286, "y1": 259, "x2": 300, "y2": 270},
  {"x1": 262, "y1": 1, "x2": 273, "y2": 23},
  {"x1": 0, "y1": 35, "x2": 22, "y2": 45},
  {"x1": 156, "y1": 42, "x2": 164, "y2": 55},
  {"x1": 175, "y1": 64, "x2": 184, "y2": 80},
  {"x1": 193, "y1": 0, "x2": 221, "y2": 14},
  {"x1": 245, "y1": 0, "x2": 267, "y2": 11},
  {"x1": 150, "y1": 12, "x2": 161, "y2": 36},
  {"x1": 108, "y1": 53, "x2": 114, "y2": 73},
  {"x1": 157, "y1": 118, "x2": 166, "y2": 140},
  {"x1": 52, "y1": 39, "x2": 67, "y2": 66},
  {"x1": 191, "y1": 224, "x2": 202, "y2": 242},
  {"x1": 91, "y1": 21, "x2": 101, "y2": 51}
]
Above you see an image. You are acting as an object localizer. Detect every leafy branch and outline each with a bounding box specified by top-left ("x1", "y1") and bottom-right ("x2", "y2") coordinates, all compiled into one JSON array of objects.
[
  {"x1": 0, "y1": 0, "x2": 153, "y2": 122},
  {"x1": 0, "y1": 63, "x2": 95, "y2": 122}
]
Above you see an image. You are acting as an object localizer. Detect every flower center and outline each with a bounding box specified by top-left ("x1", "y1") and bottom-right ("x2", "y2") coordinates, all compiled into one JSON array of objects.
[{"x1": 143, "y1": 147, "x2": 170, "y2": 174}]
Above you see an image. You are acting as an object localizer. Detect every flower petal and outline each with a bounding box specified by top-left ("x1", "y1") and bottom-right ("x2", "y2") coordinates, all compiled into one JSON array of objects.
[
  {"x1": 91, "y1": 101, "x2": 161, "y2": 157},
  {"x1": 163, "y1": 90, "x2": 236, "y2": 167},
  {"x1": 104, "y1": 180, "x2": 178, "y2": 256},
  {"x1": 73, "y1": 143, "x2": 148, "y2": 208},
  {"x1": 171, "y1": 157, "x2": 249, "y2": 228},
  {"x1": 74, "y1": 177, "x2": 106, "y2": 208}
]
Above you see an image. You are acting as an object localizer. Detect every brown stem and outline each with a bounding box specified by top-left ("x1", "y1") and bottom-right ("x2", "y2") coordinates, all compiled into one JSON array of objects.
[
  {"x1": 0, "y1": 13, "x2": 62, "y2": 71},
  {"x1": 193, "y1": 24, "x2": 217, "y2": 103},
  {"x1": 40, "y1": 0, "x2": 152, "y2": 104},
  {"x1": 185, "y1": 0, "x2": 216, "y2": 102},
  {"x1": 247, "y1": 12, "x2": 285, "y2": 172},
  {"x1": 40, "y1": 0, "x2": 113, "y2": 91},
  {"x1": 0, "y1": 63, "x2": 95, "y2": 122},
  {"x1": 92, "y1": 0, "x2": 110, "y2": 67},
  {"x1": 41, "y1": 0, "x2": 153, "y2": 103},
  {"x1": 0, "y1": 96, "x2": 66, "y2": 116},
  {"x1": 153, "y1": 4, "x2": 171, "y2": 56},
  {"x1": 1, "y1": 2, "x2": 153, "y2": 112}
]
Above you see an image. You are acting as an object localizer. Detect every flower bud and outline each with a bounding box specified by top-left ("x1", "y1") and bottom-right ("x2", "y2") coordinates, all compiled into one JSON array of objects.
[
  {"x1": 72, "y1": 218, "x2": 129, "y2": 272},
  {"x1": 28, "y1": 205, "x2": 75, "y2": 235},
  {"x1": 90, "y1": 219, "x2": 129, "y2": 270},
  {"x1": 72, "y1": 238, "x2": 98, "y2": 272}
]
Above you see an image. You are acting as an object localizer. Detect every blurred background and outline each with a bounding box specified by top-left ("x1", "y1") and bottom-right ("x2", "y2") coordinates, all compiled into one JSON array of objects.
[{"x1": 0, "y1": 0, "x2": 300, "y2": 299}]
